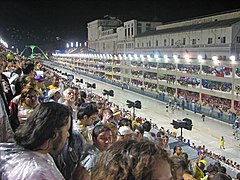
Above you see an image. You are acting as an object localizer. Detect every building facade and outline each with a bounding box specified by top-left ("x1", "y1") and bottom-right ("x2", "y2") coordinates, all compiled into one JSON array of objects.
[{"x1": 50, "y1": 10, "x2": 240, "y2": 122}]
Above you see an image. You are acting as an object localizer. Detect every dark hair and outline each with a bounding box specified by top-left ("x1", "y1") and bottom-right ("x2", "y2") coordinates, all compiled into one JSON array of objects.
[
  {"x1": 171, "y1": 156, "x2": 189, "y2": 179},
  {"x1": 19, "y1": 75, "x2": 35, "y2": 89},
  {"x1": 206, "y1": 164, "x2": 218, "y2": 175},
  {"x1": 119, "y1": 118, "x2": 132, "y2": 129},
  {"x1": 22, "y1": 60, "x2": 34, "y2": 75},
  {"x1": 92, "y1": 124, "x2": 111, "y2": 140},
  {"x1": 80, "y1": 91, "x2": 87, "y2": 99},
  {"x1": 77, "y1": 102, "x2": 98, "y2": 119},
  {"x1": 14, "y1": 102, "x2": 72, "y2": 150},
  {"x1": 173, "y1": 145, "x2": 182, "y2": 154},
  {"x1": 236, "y1": 172, "x2": 240, "y2": 180},
  {"x1": 135, "y1": 125, "x2": 144, "y2": 135},
  {"x1": 218, "y1": 166, "x2": 226, "y2": 174},
  {"x1": 142, "y1": 121, "x2": 151, "y2": 132},
  {"x1": 212, "y1": 172, "x2": 231, "y2": 180}
]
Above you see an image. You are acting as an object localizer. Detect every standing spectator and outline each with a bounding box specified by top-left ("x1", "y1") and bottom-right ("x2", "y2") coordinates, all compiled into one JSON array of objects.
[
  {"x1": 142, "y1": 121, "x2": 155, "y2": 142},
  {"x1": 117, "y1": 126, "x2": 133, "y2": 141},
  {"x1": 166, "y1": 102, "x2": 169, "y2": 112},
  {"x1": 77, "y1": 103, "x2": 99, "y2": 144},
  {"x1": 173, "y1": 145, "x2": 182, "y2": 157},
  {"x1": 91, "y1": 140, "x2": 172, "y2": 180},
  {"x1": 0, "y1": 102, "x2": 72, "y2": 179},
  {"x1": 202, "y1": 113, "x2": 205, "y2": 122},
  {"x1": 48, "y1": 76, "x2": 60, "y2": 90},
  {"x1": 0, "y1": 56, "x2": 14, "y2": 142},
  {"x1": 17, "y1": 87, "x2": 39, "y2": 125},
  {"x1": 14, "y1": 60, "x2": 34, "y2": 96},
  {"x1": 34, "y1": 75, "x2": 45, "y2": 97},
  {"x1": 48, "y1": 88, "x2": 61, "y2": 102},
  {"x1": 81, "y1": 124, "x2": 112, "y2": 172},
  {"x1": 220, "y1": 136, "x2": 225, "y2": 149}
]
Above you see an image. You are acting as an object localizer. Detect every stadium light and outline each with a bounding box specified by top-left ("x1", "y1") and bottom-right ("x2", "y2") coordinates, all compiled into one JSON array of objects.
[
  {"x1": 171, "y1": 118, "x2": 193, "y2": 140},
  {"x1": 103, "y1": 89, "x2": 114, "y2": 101},
  {"x1": 230, "y1": 55, "x2": 236, "y2": 61},
  {"x1": 126, "y1": 100, "x2": 142, "y2": 120}
]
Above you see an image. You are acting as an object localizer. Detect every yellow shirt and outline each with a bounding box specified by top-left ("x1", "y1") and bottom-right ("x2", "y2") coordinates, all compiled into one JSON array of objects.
[{"x1": 48, "y1": 85, "x2": 58, "y2": 90}]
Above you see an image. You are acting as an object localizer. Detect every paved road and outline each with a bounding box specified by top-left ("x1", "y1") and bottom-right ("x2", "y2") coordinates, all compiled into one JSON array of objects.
[{"x1": 47, "y1": 62, "x2": 240, "y2": 165}]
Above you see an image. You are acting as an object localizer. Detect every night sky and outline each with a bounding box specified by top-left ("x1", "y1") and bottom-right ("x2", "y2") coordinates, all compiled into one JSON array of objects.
[{"x1": 0, "y1": 0, "x2": 240, "y2": 53}]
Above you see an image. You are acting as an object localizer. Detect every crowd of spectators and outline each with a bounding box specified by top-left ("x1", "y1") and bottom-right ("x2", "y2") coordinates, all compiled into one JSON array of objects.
[
  {"x1": 202, "y1": 79, "x2": 232, "y2": 93},
  {"x1": 158, "y1": 74, "x2": 176, "y2": 84},
  {"x1": 1, "y1": 49, "x2": 239, "y2": 179},
  {"x1": 201, "y1": 94, "x2": 231, "y2": 112},
  {"x1": 202, "y1": 66, "x2": 232, "y2": 77},
  {"x1": 158, "y1": 62, "x2": 176, "y2": 70},
  {"x1": 177, "y1": 64, "x2": 200, "y2": 74},
  {"x1": 177, "y1": 77, "x2": 200, "y2": 87}
]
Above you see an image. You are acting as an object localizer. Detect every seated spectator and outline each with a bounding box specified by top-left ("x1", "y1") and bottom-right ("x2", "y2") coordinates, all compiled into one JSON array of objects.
[{"x1": 91, "y1": 140, "x2": 172, "y2": 180}]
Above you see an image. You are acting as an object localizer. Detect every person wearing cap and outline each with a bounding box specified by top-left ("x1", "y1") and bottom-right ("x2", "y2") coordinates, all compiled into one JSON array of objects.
[
  {"x1": 35, "y1": 75, "x2": 45, "y2": 97},
  {"x1": 111, "y1": 107, "x2": 122, "y2": 123},
  {"x1": 117, "y1": 126, "x2": 133, "y2": 141},
  {"x1": 48, "y1": 88, "x2": 61, "y2": 102}
]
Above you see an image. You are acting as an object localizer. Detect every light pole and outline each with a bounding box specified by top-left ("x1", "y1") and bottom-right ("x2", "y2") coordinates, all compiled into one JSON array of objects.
[
  {"x1": 85, "y1": 82, "x2": 96, "y2": 94},
  {"x1": 103, "y1": 89, "x2": 114, "y2": 101},
  {"x1": 126, "y1": 100, "x2": 141, "y2": 120}
]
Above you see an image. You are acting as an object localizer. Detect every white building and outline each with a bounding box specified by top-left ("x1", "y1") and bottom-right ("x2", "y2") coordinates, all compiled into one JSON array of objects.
[
  {"x1": 88, "y1": 10, "x2": 240, "y2": 60},
  {"x1": 87, "y1": 17, "x2": 162, "y2": 54}
]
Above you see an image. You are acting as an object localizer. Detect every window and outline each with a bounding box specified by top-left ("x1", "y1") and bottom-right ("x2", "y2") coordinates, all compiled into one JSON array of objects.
[
  {"x1": 156, "y1": 40, "x2": 158, "y2": 46},
  {"x1": 208, "y1": 38, "x2": 212, "y2": 44},
  {"x1": 137, "y1": 23, "x2": 142, "y2": 34},
  {"x1": 164, "y1": 39, "x2": 167, "y2": 46},
  {"x1": 149, "y1": 41, "x2": 151, "y2": 47},
  {"x1": 237, "y1": 36, "x2": 240, "y2": 43},
  {"x1": 146, "y1": 23, "x2": 151, "y2": 31},
  {"x1": 182, "y1": 38, "x2": 186, "y2": 45},
  {"x1": 221, "y1": 37, "x2": 226, "y2": 43},
  {"x1": 142, "y1": 43, "x2": 144, "y2": 47},
  {"x1": 137, "y1": 43, "x2": 140, "y2": 47},
  {"x1": 125, "y1": 28, "x2": 127, "y2": 37},
  {"x1": 171, "y1": 39, "x2": 174, "y2": 46},
  {"x1": 131, "y1": 27, "x2": 134, "y2": 36},
  {"x1": 192, "y1": 39, "x2": 196, "y2": 45},
  {"x1": 128, "y1": 28, "x2": 130, "y2": 36}
]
